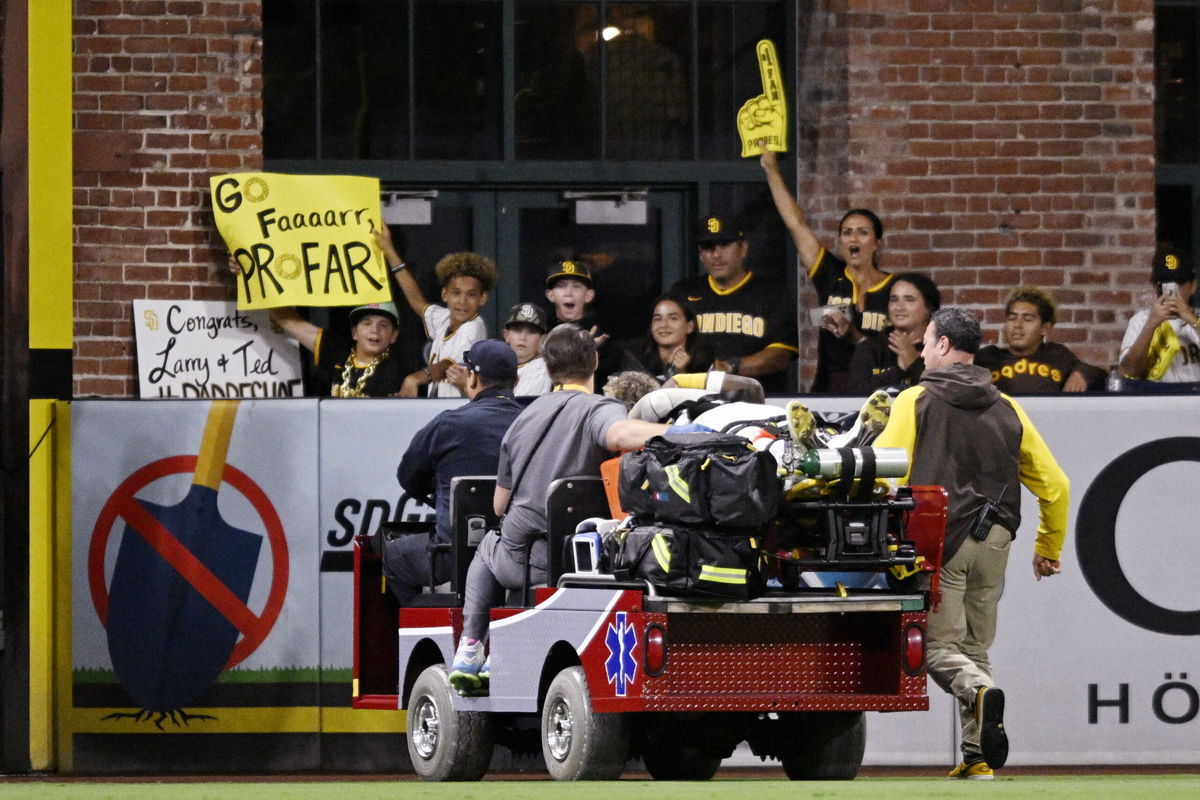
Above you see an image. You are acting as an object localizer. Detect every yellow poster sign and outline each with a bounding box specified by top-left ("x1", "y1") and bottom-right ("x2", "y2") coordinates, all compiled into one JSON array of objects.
[
  {"x1": 211, "y1": 172, "x2": 392, "y2": 310},
  {"x1": 737, "y1": 40, "x2": 788, "y2": 158}
]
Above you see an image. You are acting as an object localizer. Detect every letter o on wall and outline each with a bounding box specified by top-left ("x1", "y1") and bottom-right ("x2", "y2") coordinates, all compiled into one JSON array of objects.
[{"x1": 1076, "y1": 437, "x2": 1200, "y2": 636}]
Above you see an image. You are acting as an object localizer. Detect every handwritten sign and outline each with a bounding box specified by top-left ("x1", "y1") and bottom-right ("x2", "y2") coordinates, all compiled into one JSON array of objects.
[
  {"x1": 134, "y1": 299, "x2": 304, "y2": 399},
  {"x1": 211, "y1": 172, "x2": 391, "y2": 310},
  {"x1": 737, "y1": 40, "x2": 788, "y2": 158}
]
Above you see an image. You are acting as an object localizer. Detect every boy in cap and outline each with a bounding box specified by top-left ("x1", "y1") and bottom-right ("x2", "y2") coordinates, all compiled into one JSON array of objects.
[
  {"x1": 503, "y1": 302, "x2": 552, "y2": 396},
  {"x1": 373, "y1": 224, "x2": 496, "y2": 398},
  {"x1": 544, "y1": 259, "x2": 642, "y2": 388},
  {"x1": 382, "y1": 339, "x2": 524, "y2": 604},
  {"x1": 670, "y1": 214, "x2": 798, "y2": 393},
  {"x1": 1118, "y1": 248, "x2": 1200, "y2": 383},
  {"x1": 974, "y1": 287, "x2": 1105, "y2": 393},
  {"x1": 270, "y1": 301, "x2": 406, "y2": 397}
]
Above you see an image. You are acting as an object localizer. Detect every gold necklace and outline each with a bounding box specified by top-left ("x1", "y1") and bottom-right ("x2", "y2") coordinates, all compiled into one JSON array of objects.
[{"x1": 333, "y1": 348, "x2": 389, "y2": 397}]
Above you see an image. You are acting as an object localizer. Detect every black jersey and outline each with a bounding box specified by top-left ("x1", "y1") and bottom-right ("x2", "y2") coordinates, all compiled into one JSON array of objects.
[
  {"x1": 671, "y1": 271, "x2": 798, "y2": 393},
  {"x1": 974, "y1": 342, "x2": 1104, "y2": 394},
  {"x1": 847, "y1": 328, "x2": 925, "y2": 393},
  {"x1": 808, "y1": 249, "x2": 894, "y2": 392},
  {"x1": 315, "y1": 329, "x2": 406, "y2": 397}
]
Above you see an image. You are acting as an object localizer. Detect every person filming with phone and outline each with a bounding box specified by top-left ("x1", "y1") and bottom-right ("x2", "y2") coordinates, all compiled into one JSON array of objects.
[{"x1": 1117, "y1": 247, "x2": 1200, "y2": 385}]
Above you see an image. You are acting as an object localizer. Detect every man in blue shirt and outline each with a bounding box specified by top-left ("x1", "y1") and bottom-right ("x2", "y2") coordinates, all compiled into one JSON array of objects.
[{"x1": 382, "y1": 339, "x2": 524, "y2": 603}]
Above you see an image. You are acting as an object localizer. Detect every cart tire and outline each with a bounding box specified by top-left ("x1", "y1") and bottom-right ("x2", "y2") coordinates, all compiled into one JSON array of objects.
[
  {"x1": 642, "y1": 744, "x2": 722, "y2": 781},
  {"x1": 541, "y1": 666, "x2": 629, "y2": 780},
  {"x1": 407, "y1": 664, "x2": 494, "y2": 781},
  {"x1": 779, "y1": 711, "x2": 866, "y2": 781}
]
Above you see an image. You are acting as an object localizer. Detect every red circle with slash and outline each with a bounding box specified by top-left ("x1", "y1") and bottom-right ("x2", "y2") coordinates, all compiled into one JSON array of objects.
[{"x1": 89, "y1": 456, "x2": 289, "y2": 668}]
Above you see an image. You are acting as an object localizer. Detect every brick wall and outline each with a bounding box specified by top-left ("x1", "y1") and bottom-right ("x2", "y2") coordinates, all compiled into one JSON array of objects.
[
  {"x1": 73, "y1": 0, "x2": 263, "y2": 397},
  {"x1": 794, "y1": 0, "x2": 1156, "y2": 371}
]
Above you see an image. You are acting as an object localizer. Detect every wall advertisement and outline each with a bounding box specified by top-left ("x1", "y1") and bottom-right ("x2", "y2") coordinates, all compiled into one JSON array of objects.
[{"x1": 67, "y1": 396, "x2": 1199, "y2": 770}]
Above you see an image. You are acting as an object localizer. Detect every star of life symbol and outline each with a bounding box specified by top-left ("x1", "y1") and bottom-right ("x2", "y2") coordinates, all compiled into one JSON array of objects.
[{"x1": 604, "y1": 611, "x2": 638, "y2": 697}]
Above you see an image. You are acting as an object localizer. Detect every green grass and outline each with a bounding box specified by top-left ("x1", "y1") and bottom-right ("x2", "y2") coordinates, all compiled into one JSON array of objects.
[{"x1": 2, "y1": 776, "x2": 1197, "y2": 800}]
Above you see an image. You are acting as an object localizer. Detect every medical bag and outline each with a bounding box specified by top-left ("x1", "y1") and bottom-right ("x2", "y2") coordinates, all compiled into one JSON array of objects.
[
  {"x1": 617, "y1": 432, "x2": 780, "y2": 528},
  {"x1": 608, "y1": 524, "x2": 766, "y2": 600}
]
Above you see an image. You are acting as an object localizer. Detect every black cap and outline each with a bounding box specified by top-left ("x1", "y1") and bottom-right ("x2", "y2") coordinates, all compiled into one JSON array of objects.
[
  {"x1": 697, "y1": 215, "x2": 745, "y2": 245},
  {"x1": 545, "y1": 259, "x2": 594, "y2": 288},
  {"x1": 504, "y1": 302, "x2": 548, "y2": 333},
  {"x1": 1152, "y1": 247, "x2": 1194, "y2": 283},
  {"x1": 462, "y1": 339, "x2": 518, "y2": 380}
]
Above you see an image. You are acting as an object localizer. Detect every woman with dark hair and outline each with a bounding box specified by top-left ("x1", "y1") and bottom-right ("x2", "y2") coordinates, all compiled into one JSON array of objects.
[
  {"x1": 761, "y1": 148, "x2": 896, "y2": 391},
  {"x1": 847, "y1": 272, "x2": 941, "y2": 392},
  {"x1": 637, "y1": 294, "x2": 715, "y2": 382}
]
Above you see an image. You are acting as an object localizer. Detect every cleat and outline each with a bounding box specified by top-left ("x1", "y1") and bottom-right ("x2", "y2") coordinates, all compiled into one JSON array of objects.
[
  {"x1": 447, "y1": 637, "x2": 486, "y2": 696},
  {"x1": 976, "y1": 686, "x2": 1008, "y2": 769},
  {"x1": 828, "y1": 389, "x2": 893, "y2": 449},
  {"x1": 786, "y1": 400, "x2": 820, "y2": 450},
  {"x1": 855, "y1": 389, "x2": 893, "y2": 445},
  {"x1": 948, "y1": 761, "x2": 994, "y2": 780}
]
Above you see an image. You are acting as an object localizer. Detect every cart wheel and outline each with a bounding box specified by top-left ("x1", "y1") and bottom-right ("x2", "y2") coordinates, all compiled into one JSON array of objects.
[
  {"x1": 541, "y1": 666, "x2": 629, "y2": 780},
  {"x1": 407, "y1": 664, "x2": 494, "y2": 781},
  {"x1": 778, "y1": 711, "x2": 866, "y2": 780},
  {"x1": 642, "y1": 743, "x2": 722, "y2": 780}
]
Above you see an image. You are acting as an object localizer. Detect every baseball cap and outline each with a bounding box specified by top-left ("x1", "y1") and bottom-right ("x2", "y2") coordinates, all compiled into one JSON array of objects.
[
  {"x1": 504, "y1": 302, "x2": 548, "y2": 333},
  {"x1": 1151, "y1": 247, "x2": 1194, "y2": 283},
  {"x1": 545, "y1": 259, "x2": 594, "y2": 288},
  {"x1": 697, "y1": 215, "x2": 745, "y2": 245},
  {"x1": 462, "y1": 339, "x2": 518, "y2": 381},
  {"x1": 348, "y1": 300, "x2": 399, "y2": 327}
]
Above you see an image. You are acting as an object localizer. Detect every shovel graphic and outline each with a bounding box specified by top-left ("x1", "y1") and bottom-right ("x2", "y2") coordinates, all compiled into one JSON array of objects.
[{"x1": 104, "y1": 401, "x2": 263, "y2": 724}]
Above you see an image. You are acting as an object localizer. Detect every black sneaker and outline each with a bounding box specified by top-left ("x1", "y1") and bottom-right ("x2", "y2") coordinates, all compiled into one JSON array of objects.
[{"x1": 976, "y1": 686, "x2": 1008, "y2": 769}]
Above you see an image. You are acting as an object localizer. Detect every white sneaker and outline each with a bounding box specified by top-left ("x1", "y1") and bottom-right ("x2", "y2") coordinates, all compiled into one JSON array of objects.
[{"x1": 448, "y1": 637, "x2": 485, "y2": 695}]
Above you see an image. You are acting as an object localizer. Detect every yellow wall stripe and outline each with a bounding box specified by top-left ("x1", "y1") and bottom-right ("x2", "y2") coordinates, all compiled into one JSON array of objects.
[
  {"x1": 28, "y1": 400, "x2": 60, "y2": 769},
  {"x1": 27, "y1": 0, "x2": 74, "y2": 349},
  {"x1": 66, "y1": 707, "x2": 407, "y2": 735},
  {"x1": 54, "y1": 403, "x2": 74, "y2": 771}
]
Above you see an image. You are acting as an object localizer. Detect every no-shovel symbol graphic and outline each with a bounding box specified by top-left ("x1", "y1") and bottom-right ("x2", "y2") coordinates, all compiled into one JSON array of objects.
[{"x1": 88, "y1": 401, "x2": 289, "y2": 727}]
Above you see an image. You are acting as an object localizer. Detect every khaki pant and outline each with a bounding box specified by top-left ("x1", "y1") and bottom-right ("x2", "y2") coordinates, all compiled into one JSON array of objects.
[{"x1": 926, "y1": 523, "x2": 1011, "y2": 762}]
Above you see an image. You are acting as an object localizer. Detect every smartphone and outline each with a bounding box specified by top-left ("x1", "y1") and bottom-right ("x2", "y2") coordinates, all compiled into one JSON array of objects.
[
  {"x1": 809, "y1": 305, "x2": 849, "y2": 327},
  {"x1": 1162, "y1": 281, "x2": 1179, "y2": 297}
]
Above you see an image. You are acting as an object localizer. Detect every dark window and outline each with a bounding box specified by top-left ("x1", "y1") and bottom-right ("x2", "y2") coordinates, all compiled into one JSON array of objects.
[
  {"x1": 321, "y1": 0, "x2": 411, "y2": 160},
  {"x1": 1156, "y1": 4, "x2": 1199, "y2": 164},
  {"x1": 515, "y1": 1, "x2": 601, "y2": 159},
  {"x1": 1156, "y1": 184, "x2": 1193, "y2": 254},
  {"x1": 264, "y1": 0, "x2": 789, "y2": 163},
  {"x1": 698, "y1": 2, "x2": 785, "y2": 160},
  {"x1": 413, "y1": 1, "x2": 504, "y2": 159},
  {"x1": 602, "y1": 2, "x2": 691, "y2": 160},
  {"x1": 262, "y1": 0, "x2": 318, "y2": 159}
]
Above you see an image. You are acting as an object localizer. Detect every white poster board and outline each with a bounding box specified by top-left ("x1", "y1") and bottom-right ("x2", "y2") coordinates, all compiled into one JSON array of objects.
[{"x1": 133, "y1": 299, "x2": 303, "y2": 399}]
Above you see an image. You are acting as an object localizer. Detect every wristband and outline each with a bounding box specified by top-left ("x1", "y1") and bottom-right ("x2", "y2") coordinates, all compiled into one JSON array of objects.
[
  {"x1": 390, "y1": 262, "x2": 407, "y2": 273},
  {"x1": 422, "y1": 366, "x2": 432, "y2": 380}
]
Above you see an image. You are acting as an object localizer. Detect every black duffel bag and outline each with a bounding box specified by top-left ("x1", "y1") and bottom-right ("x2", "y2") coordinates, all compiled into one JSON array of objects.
[
  {"x1": 608, "y1": 524, "x2": 766, "y2": 600},
  {"x1": 618, "y1": 432, "x2": 780, "y2": 528}
]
